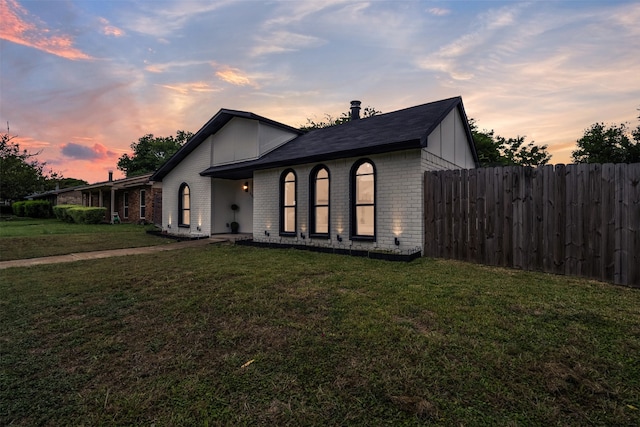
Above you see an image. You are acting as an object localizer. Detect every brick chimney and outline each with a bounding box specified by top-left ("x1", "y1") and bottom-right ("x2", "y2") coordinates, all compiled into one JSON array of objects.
[
  {"x1": 108, "y1": 170, "x2": 113, "y2": 182},
  {"x1": 350, "y1": 100, "x2": 361, "y2": 120}
]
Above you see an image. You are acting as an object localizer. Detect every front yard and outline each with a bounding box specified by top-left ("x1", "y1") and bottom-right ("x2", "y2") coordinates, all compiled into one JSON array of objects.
[
  {"x1": 0, "y1": 218, "x2": 171, "y2": 261},
  {"x1": 1, "y1": 231, "x2": 638, "y2": 425}
]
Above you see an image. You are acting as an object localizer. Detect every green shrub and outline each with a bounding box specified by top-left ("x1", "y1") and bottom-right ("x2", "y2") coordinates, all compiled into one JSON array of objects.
[
  {"x1": 11, "y1": 201, "x2": 52, "y2": 218},
  {"x1": 12, "y1": 201, "x2": 26, "y2": 217},
  {"x1": 25, "y1": 200, "x2": 52, "y2": 218},
  {"x1": 53, "y1": 204, "x2": 79, "y2": 222},
  {"x1": 68, "y1": 207, "x2": 106, "y2": 224}
]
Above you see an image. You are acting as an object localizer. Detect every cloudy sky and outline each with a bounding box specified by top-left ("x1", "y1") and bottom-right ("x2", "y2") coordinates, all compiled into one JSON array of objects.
[{"x1": 1, "y1": 0, "x2": 639, "y2": 183}]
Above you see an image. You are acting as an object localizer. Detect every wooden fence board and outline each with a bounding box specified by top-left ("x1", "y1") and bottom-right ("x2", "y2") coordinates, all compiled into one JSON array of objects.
[
  {"x1": 629, "y1": 163, "x2": 640, "y2": 286},
  {"x1": 614, "y1": 164, "x2": 629, "y2": 285},
  {"x1": 588, "y1": 164, "x2": 602, "y2": 280},
  {"x1": 452, "y1": 170, "x2": 461, "y2": 259},
  {"x1": 444, "y1": 170, "x2": 453, "y2": 258},
  {"x1": 460, "y1": 169, "x2": 469, "y2": 261},
  {"x1": 424, "y1": 172, "x2": 433, "y2": 256},
  {"x1": 468, "y1": 168, "x2": 478, "y2": 262},
  {"x1": 576, "y1": 164, "x2": 589, "y2": 276},
  {"x1": 502, "y1": 167, "x2": 513, "y2": 268},
  {"x1": 542, "y1": 165, "x2": 554, "y2": 272},
  {"x1": 554, "y1": 165, "x2": 566, "y2": 275},
  {"x1": 602, "y1": 164, "x2": 616, "y2": 282},
  {"x1": 493, "y1": 167, "x2": 504, "y2": 266},
  {"x1": 565, "y1": 165, "x2": 578, "y2": 276},
  {"x1": 477, "y1": 169, "x2": 487, "y2": 264}
]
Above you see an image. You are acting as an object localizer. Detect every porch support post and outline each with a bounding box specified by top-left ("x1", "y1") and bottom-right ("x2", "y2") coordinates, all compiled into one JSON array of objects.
[{"x1": 110, "y1": 187, "x2": 115, "y2": 224}]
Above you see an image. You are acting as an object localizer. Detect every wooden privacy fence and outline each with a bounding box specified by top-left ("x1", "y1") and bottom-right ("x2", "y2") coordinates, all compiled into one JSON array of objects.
[{"x1": 424, "y1": 164, "x2": 640, "y2": 287}]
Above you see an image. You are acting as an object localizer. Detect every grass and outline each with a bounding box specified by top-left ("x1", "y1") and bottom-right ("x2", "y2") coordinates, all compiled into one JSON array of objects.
[
  {"x1": 1, "y1": 241, "x2": 639, "y2": 426},
  {"x1": 0, "y1": 217, "x2": 172, "y2": 261}
]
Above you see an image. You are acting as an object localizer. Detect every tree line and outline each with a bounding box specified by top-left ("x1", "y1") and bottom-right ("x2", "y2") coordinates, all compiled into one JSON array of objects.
[
  {"x1": 2, "y1": 107, "x2": 639, "y2": 202},
  {"x1": 0, "y1": 131, "x2": 87, "y2": 203},
  {"x1": 300, "y1": 105, "x2": 640, "y2": 167}
]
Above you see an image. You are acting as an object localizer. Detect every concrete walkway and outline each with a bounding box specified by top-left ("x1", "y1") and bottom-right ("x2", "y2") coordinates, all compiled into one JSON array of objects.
[{"x1": 0, "y1": 235, "x2": 246, "y2": 269}]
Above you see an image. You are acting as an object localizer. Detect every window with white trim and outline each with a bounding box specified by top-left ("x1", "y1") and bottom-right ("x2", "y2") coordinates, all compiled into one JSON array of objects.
[
  {"x1": 179, "y1": 183, "x2": 190, "y2": 227},
  {"x1": 140, "y1": 190, "x2": 146, "y2": 219},
  {"x1": 310, "y1": 166, "x2": 330, "y2": 236},
  {"x1": 351, "y1": 160, "x2": 375, "y2": 239},
  {"x1": 280, "y1": 170, "x2": 296, "y2": 235}
]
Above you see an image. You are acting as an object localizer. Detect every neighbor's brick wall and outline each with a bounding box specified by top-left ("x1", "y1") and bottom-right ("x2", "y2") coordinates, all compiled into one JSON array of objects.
[
  {"x1": 57, "y1": 190, "x2": 82, "y2": 205},
  {"x1": 111, "y1": 186, "x2": 159, "y2": 224},
  {"x1": 253, "y1": 149, "x2": 425, "y2": 252}
]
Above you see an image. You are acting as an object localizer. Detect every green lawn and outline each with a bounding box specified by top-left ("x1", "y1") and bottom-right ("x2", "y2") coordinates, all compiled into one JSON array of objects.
[
  {"x1": 0, "y1": 217, "x2": 172, "y2": 261},
  {"x1": 1, "y1": 243, "x2": 638, "y2": 426}
]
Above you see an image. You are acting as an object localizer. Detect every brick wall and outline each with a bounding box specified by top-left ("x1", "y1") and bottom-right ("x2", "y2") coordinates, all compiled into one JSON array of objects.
[
  {"x1": 253, "y1": 149, "x2": 426, "y2": 252},
  {"x1": 56, "y1": 190, "x2": 82, "y2": 205}
]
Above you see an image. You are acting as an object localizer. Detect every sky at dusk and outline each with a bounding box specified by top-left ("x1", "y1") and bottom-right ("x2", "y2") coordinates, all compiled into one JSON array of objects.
[{"x1": 1, "y1": 0, "x2": 639, "y2": 184}]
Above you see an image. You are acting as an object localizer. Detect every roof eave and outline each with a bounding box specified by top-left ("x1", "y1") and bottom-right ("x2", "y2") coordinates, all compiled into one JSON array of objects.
[{"x1": 200, "y1": 139, "x2": 422, "y2": 179}]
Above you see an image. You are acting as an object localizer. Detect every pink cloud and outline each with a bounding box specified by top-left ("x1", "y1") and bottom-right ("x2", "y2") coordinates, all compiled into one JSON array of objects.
[
  {"x1": 61, "y1": 142, "x2": 118, "y2": 161},
  {"x1": 0, "y1": 0, "x2": 93, "y2": 60},
  {"x1": 98, "y1": 17, "x2": 124, "y2": 37},
  {"x1": 157, "y1": 82, "x2": 220, "y2": 94},
  {"x1": 216, "y1": 67, "x2": 254, "y2": 86}
]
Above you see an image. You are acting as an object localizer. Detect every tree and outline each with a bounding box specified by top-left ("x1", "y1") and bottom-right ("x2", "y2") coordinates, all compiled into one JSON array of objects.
[
  {"x1": 47, "y1": 177, "x2": 88, "y2": 190},
  {"x1": 117, "y1": 130, "x2": 193, "y2": 177},
  {"x1": 300, "y1": 106, "x2": 381, "y2": 131},
  {"x1": 469, "y1": 119, "x2": 551, "y2": 167},
  {"x1": 1, "y1": 131, "x2": 47, "y2": 201},
  {"x1": 572, "y1": 121, "x2": 640, "y2": 164}
]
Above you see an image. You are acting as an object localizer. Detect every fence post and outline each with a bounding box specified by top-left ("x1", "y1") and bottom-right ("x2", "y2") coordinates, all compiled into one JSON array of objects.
[{"x1": 629, "y1": 163, "x2": 640, "y2": 288}]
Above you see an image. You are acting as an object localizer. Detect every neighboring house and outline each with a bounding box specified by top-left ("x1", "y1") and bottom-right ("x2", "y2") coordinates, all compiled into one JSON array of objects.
[
  {"x1": 80, "y1": 172, "x2": 162, "y2": 225},
  {"x1": 27, "y1": 185, "x2": 83, "y2": 206},
  {"x1": 151, "y1": 96, "x2": 479, "y2": 253}
]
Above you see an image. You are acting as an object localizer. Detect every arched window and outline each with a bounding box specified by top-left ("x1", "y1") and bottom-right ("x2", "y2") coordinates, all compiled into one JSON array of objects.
[
  {"x1": 280, "y1": 170, "x2": 297, "y2": 235},
  {"x1": 178, "y1": 183, "x2": 190, "y2": 227},
  {"x1": 309, "y1": 166, "x2": 330, "y2": 236},
  {"x1": 350, "y1": 160, "x2": 375, "y2": 239}
]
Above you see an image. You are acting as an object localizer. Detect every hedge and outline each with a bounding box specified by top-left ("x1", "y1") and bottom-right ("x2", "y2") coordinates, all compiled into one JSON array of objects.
[
  {"x1": 53, "y1": 204, "x2": 107, "y2": 224},
  {"x1": 68, "y1": 207, "x2": 107, "y2": 224},
  {"x1": 12, "y1": 200, "x2": 52, "y2": 218},
  {"x1": 53, "y1": 204, "x2": 79, "y2": 222}
]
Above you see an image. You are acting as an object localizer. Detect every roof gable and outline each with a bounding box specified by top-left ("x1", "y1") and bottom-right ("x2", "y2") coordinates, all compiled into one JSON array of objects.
[{"x1": 151, "y1": 110, "x2": 303, "y2": 181}]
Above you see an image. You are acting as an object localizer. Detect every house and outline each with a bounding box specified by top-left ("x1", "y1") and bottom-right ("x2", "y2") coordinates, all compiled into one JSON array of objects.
[
  {"x1": 27, "y1": 185, "x2": 83, "y2": 206},
  {"x1": 151, "y1": 96, "x2": 479, "y2": 253},
  {"x1": 80, "y1": 172, "x2": 162, "y2": 225}
]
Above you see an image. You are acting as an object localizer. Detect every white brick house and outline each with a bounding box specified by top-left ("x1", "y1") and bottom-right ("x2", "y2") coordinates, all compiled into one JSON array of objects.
[{"x1": 151, "y1": 97, "x2": 478, "y2": 254}]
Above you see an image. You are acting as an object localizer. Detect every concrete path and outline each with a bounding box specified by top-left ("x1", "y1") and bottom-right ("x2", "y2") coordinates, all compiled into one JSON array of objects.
[{"x1": 0, "y1": 237, "x2": 230, "y2": 270}]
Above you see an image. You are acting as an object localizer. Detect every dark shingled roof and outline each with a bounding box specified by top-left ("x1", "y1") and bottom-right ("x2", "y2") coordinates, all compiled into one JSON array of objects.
[{"x1": 152, "y1": 96, "x2": 478, "y2": 181}]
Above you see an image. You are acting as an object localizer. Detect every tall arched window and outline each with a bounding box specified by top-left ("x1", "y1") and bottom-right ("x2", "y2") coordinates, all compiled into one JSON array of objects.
[
  {"x1": 351, "y1": 160, "x2": 375, "y2": 239},
  {"x1": 280, "y1": 170, "x2": 297, "y2": 235},
  {"x1": 309, "y1": 165, "x2": 330, "y2": 236},
  {"x1": 178, "y1": 183, "x2": 190, "y2": 227}
]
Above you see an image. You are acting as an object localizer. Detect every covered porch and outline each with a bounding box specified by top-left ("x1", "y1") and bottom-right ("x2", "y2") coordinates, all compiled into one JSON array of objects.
[{"x1": 210, "y1": 178, "x2": 254, "y2": 235}]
